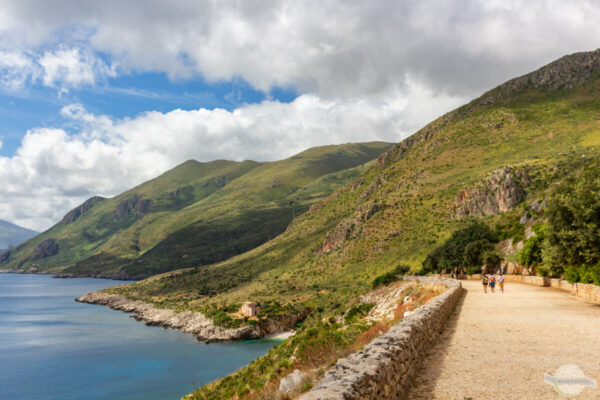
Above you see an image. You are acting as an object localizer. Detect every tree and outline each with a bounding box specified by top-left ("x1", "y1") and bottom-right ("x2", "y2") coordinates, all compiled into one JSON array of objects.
[
  {"x1": 422, "y1": 221, "x2": 496, "y2": 273},
  {"x1": 518, "y1": 225, "x2": 545, "y2": 267},
  {"x1": 482, "y1": 250, "x2": 502, "y2": 271},
  {"x1": 464, "y1": 239, "x2": 494, "y2": 267},
  {"x1": 542, "y1": 164, "x2": 600, "y2": 277}
]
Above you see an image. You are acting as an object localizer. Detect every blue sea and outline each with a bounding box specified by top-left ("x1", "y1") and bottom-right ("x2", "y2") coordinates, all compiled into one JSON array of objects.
[{"x1": 0, "y1": 274, "x2": 276, "y2": 400}]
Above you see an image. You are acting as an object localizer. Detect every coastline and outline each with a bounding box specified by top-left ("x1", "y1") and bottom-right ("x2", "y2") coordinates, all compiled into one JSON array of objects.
[
  {"x1": 0, "y1": 269, "x2": 137, "y2": 281},
  {"x1": 76, "y1": 291, "x2": 303, "y2": 342}
]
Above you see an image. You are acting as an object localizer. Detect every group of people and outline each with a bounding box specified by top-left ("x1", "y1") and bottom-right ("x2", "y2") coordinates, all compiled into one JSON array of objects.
[{"x1": 482, "y1": 273, "x2": 504, "y2": 293}]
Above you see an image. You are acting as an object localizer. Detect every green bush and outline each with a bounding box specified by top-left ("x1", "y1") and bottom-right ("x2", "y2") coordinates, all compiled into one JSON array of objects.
[
  {"x1": 464, "y1": 239, "x2": 494, "y2": 267},
  {"x1": 423, "y1": 221, "x2": 495, "y2": 273},
  {"x1": 542, "y1": 163, "x2": 600, "y2": 282},
  {"x1": 565, "y1": 266, "x2": 580, "y2": 284},
  {"x1": 344, "y1": 303, "x2": 375, "y2": 323},
  {"x1": 518, "y1": 227, "x2": 545, "y2": 267},
  {"x1": 372, "y1": 264, "x2": 410, "y2": 288},
  {"x1": 482, "y1": 250, "x2": 502, "y2": 269}
]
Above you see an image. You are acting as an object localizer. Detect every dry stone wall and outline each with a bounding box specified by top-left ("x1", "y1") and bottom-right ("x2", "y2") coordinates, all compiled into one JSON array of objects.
[{"x1": 300, "y1": 277, "x2": 462, "y2": 400}]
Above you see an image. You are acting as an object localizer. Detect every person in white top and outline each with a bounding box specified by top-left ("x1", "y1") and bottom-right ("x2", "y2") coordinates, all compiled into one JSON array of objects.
[{"x1": 498, "y1": 274, "x2": 505, "y2": 293}]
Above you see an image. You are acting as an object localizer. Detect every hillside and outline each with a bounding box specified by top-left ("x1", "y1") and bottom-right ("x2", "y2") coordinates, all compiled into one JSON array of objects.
[
  {"x1": 0, "y1": 142, "x2": 391, "y2": 278},
  {"x1": 100, "y1": 49, "x2": 600, "y2": 397},
  {"x1": 0, "y1": 220, "x2": 37, "y2": 252}
]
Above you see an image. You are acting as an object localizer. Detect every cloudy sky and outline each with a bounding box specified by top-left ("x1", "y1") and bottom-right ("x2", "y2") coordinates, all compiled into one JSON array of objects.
[{"x1": 1, "y1": 0, "x2": 599, "y2": 230}]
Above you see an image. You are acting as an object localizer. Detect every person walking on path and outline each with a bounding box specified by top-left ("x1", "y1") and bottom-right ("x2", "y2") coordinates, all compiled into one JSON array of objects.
[
  {"x1": 498, "y1": 274, "x2": 505, "y2": 293},
  {"x1": 482, "y1": 273, "x2": 489, "y2": 293},
  {"x1": 489, "y1": 273, "x2": 496, "y2": 293}
]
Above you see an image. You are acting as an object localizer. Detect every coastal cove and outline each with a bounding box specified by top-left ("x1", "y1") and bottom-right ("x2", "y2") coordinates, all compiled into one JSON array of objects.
[{"x1": 0, "y1": 274, "x2": 277, "y2": 400}]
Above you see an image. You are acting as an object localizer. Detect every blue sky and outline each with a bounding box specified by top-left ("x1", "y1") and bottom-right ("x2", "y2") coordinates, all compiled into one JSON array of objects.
[
  {"x1": 1, "y1": 0, "x2": 599, "y2": 230},
  {"x1": 0, "y1": 71, "x2": 297, "y2": 157}
]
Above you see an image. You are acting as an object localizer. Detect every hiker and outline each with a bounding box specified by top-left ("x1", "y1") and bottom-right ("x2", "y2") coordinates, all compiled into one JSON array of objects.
[
  {"x1": 498, "y1": 273, "x2": 505, "y2": 293},
  {"x1": 482, "y1": 273, "x2": 489, "y2": 293},
  {"x1": 489, "y1": 273, "x2": 496, "y2": 293}
]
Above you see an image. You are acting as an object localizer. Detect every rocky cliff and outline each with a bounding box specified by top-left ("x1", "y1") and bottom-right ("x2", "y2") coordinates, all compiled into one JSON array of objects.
[
  {"x1": 453, "y1": 166, "x2": 528, "y2": 218},
  {"x1": 61, "y1": 196, "x2": 105, "y2": 225}
]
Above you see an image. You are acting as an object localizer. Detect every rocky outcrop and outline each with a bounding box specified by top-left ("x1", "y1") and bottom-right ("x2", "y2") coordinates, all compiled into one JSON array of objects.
[
  {"x1": 300, "y1": 277, "x2": 462, "y2": 400},
  {"x1": 453, "y1": 166, "x2": 528, "y2": 218},
  {"x1": 77, "y1": 292, "x2": 260, "y2": 341},
  {"x1": 317, "y1": 203, "x2": 383, "y2": 254},
  {"x1": 76, "y1": 292, "x2": 307, "y2": 342},
  {"x1": 280, "y1": 369, "x2": 311, "y2": 395},
  {"x1": 32, "y1": 238, "x2": 59, "y2": 260},
  {"x1": 474, "y1": 49, "x2": 600, "y2": 108},
  {"x1": 358, "y1": 176, "x2": 383, "y2": 202},
  {"x1": 61, "y1": 196, "x2": 105, "y2": 225},
  {"x1": 114, "y1": 195, "x2": 151, "y2": 219}
]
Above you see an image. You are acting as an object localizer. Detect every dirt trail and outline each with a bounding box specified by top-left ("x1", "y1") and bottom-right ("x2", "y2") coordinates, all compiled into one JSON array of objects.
[{"x1": 407, "y1": 280, "x2": 600, "y2": 399}]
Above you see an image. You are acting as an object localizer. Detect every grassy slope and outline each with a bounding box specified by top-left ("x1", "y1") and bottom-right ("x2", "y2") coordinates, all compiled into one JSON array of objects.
[
  {"x1": 3, "y1": 142, "x2": 391, "y2": 278},
  {"x1": 111, "y1": 52, "x2": 600, "y2": 313}
]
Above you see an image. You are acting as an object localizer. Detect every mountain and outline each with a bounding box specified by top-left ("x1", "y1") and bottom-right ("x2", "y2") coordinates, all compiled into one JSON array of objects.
[
  {"x1": 85, "y1": 49, "x2": 600, "y2": 398},
  {"x1": 107, "y1": 48, "x2": 600, "y2": 334},
  {"x1": 0, "y1": 142, "x2": 392, "y2": 278},
  {"x1": 0, "y1": 220, "x2": 37, "y2": 252}
]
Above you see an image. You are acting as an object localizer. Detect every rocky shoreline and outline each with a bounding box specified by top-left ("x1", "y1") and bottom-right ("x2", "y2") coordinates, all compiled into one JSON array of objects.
[{"x1": 76, "y1": 292, "x2": 304, "y2": 342}]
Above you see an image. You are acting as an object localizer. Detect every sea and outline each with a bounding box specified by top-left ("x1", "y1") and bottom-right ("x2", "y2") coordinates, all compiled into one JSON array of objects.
[{"x1": 0, "y1": 273, "x2": 276, "y2": 400}]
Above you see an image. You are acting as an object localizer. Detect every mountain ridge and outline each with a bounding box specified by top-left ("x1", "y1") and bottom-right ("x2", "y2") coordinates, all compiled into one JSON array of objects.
[
  {"x1": 0, "y1": 220, "x2": 38, "y2": 252},
  {"x1": 0, "y1": 142, "x2": 392, "y2": 278}
]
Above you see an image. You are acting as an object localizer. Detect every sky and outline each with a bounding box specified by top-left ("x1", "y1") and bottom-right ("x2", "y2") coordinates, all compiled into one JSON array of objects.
[{"x1": 1, "y1": 0, "x2": 600, "y2": 231}]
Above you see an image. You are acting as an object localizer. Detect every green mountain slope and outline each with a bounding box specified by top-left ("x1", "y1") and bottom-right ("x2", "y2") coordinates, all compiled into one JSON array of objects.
[
  {"x1": 0, "y1": 220, "x2": 37, "y2": 252},
  {"x1": 110, "y1": 49, "x2": 600, "y2": 318},
  {"x1": 0, "y1": 142, "x2": 392, "y2": 278}
]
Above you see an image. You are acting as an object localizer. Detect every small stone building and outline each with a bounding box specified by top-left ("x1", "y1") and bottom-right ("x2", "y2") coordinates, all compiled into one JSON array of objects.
[{"x1": 240, "y1": 302, "x2": 260, "y2": 317}]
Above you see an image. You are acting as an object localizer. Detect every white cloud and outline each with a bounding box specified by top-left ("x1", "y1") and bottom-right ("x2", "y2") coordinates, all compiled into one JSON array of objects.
[
  {"x1": 0, "y1": 83, "x2": 464, "y2": 230},
  {"x1": 0, "y1": 47, "x2": 115, "y2": 92},
  {"x1": 0, "y1": 51, "x2": 39, "y2": 89},
  {"x1": 39, "y1": 47, "x2": 115, "y2": 90},
  {"x1": 2, "y1": 0, "x2": 600, "y2": 98}
]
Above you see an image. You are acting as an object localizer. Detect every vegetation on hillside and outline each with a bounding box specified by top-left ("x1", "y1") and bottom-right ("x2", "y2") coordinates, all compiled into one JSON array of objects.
[
  {"x1": 517, "y1": 162, "x2": 600, "y2": 284},
  {"x1": 0, "y1": 142, "x2": 391, "y2": 278},
  {"x1": 188, "y1": 282, "x2": 442, "y2": 400},
  {"x1": 421, "y1": 221, "x2": 498, "y2": 274}
]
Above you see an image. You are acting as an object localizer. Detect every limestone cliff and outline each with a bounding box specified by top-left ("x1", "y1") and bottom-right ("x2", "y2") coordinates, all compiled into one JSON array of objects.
[{"x1": 453, "y1": 166, "x2": 528, "y2": 218}]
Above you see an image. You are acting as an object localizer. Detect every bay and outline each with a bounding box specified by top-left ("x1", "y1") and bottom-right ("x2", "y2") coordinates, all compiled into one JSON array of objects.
[{"x1": 0, "y1": 274, "x2": 275, "y2": 400}]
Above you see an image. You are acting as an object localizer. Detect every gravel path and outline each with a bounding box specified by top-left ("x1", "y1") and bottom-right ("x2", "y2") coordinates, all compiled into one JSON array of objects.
[{"x1": 407, "y1": 280, "x2": 600, "y2": 399}]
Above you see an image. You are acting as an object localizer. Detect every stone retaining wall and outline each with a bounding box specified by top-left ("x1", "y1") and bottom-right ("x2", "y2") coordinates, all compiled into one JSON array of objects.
[
  {"x1": 434, "y1": 274, "x2": 600, "y2": 304},
  {"x1": 299, "y1": 277, "x2": 462, "y2": 400}
]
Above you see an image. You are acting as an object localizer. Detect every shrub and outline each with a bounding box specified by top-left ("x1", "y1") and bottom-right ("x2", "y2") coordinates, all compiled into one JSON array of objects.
[
  {"x1": 372, "y1": 264, "x2": 410, "y2": 288},
  {"x1": 423, "y1": 221, "x2": 495, "y2": 273},
  {"x1": 542, "y1": 163, "x2": 600, "y2": 281},
  {"x1": 519, "y1": 230, "x2": 545, "y2": 267},
  {"x1": 344, "y1": 303, "x2": 375, "y2": 323},
  {"x1": 482, "y1": 250, "x2": 502, "y2": 270},
  {"x1": 464, "y1": 239, "x2": 494, "y2": 267},
  {"x1": 565, "y1": 266, "x2": 580, "y2": 284}
]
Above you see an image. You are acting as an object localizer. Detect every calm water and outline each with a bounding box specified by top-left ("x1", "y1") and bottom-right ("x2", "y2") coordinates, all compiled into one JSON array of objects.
[{"x1": 0, "y1": 274, "x2": 276, "y2": 400}]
